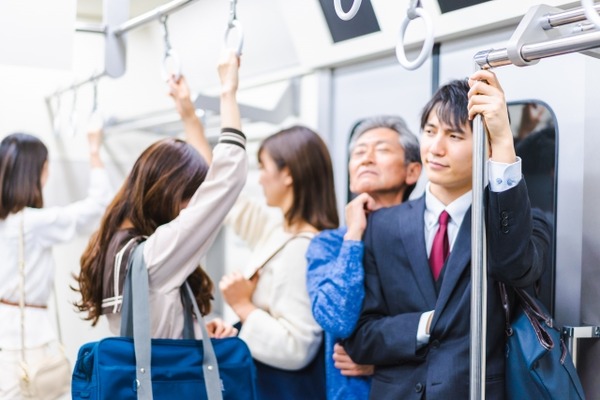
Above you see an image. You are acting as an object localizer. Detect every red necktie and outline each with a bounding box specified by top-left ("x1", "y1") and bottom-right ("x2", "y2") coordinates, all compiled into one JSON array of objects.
[{"x1": 429, "y1": 211, "x2": 450, "y2": 281}]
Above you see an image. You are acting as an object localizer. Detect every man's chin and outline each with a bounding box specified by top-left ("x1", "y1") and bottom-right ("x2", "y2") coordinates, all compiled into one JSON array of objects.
[{"x1": 352, "y1": 182, "x2": 377, "y2": 193}]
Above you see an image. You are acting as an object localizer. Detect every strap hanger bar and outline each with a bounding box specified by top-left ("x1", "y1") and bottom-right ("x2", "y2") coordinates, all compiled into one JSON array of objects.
[
  {"x1": 113, "y1": 0, "x2": 199, "y2": 36},
  {"x1": 50, "y1": 71, "x2": 107, "y2": 98},
  {"x1": 75, "y1": 22, "x2": 107, "y2": 34},
  {"x1": 474, "y1": 29, "x2": 600, "y2": 69},
  {"x1": 475, "y1": 3, "x2": 600, "y2": 69},
  {"x1": 544, "y1": 3, "x2": 600, "y2": 29}
]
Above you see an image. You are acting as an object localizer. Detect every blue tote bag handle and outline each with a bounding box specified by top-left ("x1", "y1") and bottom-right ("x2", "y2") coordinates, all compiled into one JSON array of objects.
[{"x1": 120, "y1": 242, "x2": 223, "y2": 400}]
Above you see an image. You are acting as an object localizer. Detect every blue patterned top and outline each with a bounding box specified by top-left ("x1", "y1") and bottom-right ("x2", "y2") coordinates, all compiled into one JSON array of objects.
[{"x1": 306, "y1": 227, "x2": 371, "y2": 400}]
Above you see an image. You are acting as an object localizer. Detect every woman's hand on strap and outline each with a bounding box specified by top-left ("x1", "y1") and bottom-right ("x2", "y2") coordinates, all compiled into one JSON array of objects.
[
  {"x1": 168, "y1": 74, "x2": 212, "y2": 164},
  {"x1": 86, "y1": 127, "x2": 104, "y2": 169},
  {"x1": 168, "y1": 75, "x2": 196, "y2": 122}
]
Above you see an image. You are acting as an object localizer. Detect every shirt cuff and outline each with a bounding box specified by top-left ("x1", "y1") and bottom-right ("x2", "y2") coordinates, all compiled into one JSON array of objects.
[
  {"x1": 219, "y1": 127, "x2": 246, "y2": 149},
  {"x1": 487, "y1": 157, "x2": 522, "y2": 192},
  {"x1": 417, "y1": 310, "x2": 434, "y2": 348}
]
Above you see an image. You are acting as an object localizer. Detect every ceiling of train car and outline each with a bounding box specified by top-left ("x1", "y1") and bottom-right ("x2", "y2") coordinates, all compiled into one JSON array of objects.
[
  {"x1": 75, "y1": 0, "x2": 493, "y2": 19},
  {"x1": 77, "y1": 0, "x2": 168, "y2": 20},
  {"x1": 67, "y1": 0, "x2": 578, "y2": 136},
  {"x1": 72, "y1": 0, "x2": 302, "y2": 136}
]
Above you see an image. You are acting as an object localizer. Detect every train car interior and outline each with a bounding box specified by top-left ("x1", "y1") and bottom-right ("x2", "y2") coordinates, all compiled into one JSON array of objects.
[{"x1": 2, "y1": 0, "x2": 600, "y2": 398}]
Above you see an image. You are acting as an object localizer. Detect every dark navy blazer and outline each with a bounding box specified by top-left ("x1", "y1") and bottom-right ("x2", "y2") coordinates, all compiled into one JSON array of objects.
[{"x1": 345, "y1": 180, "x2": 551, "y2": 400}]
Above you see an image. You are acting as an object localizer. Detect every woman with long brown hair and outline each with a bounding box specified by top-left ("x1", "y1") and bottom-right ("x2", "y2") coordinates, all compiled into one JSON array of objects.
[
  {"x1": 219, "y1": 125, "x2": 339, "y2": 400},
  {"x1": 0, "y1": 128, "x2": 111, "y2": 398},
  {"x1": 76, "y1": 51, "x2": 247, "y2": 339}
]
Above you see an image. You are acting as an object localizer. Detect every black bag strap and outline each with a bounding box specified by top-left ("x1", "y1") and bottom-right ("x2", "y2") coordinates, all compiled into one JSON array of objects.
[
  {"x1": 120, "y1": 242, "x2": 223, "y2": 400},
  {"x1": 498, "y1": 281, "x2": 512, "y2": 336}
]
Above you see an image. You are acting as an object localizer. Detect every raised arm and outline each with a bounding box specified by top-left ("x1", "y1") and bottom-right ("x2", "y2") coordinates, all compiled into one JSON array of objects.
[
  {"x1": 168, "y1": 75, "x2": 212, "y2": 164},
  {"x1": 218, "y1": 50, "x2": 242, "y2": 132},
  {"x1": 87, "y1": 127, "x2": 104, "y2": 169},
  {"x1": 468, "y1": 69, "x2": 549, "y2": 287},
  {"x1": 36, "y1": 127, "x2": 112, "y2": 246},
  {"x1": 145, "y1": 51, "x2": 248, "y2": 291}
]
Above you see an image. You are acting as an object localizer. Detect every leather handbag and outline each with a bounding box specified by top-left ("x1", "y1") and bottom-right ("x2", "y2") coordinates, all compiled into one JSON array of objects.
[
  {"x1": 17, "y1": 212, "x2": 71, "y2": 400},
  {"x1": 71, "y1": 242, "x2": 258, "y2": 400},
  {"x1": 499, "y1": 282, "x2": 586, "y2": 400}
]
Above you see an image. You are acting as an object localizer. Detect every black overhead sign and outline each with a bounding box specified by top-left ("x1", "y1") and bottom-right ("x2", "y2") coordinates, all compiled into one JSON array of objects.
[
  {"x1": 437, "y1": 0, "x2": 491, "y2": 14},
  {"x1": 318, "y1": 0, "x2": 380, "y2": 43}
]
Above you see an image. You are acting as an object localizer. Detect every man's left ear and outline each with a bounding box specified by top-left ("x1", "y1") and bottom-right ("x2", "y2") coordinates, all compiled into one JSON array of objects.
[{"x1": 406, "y1": 162, "x2": 423, "y2": 185}]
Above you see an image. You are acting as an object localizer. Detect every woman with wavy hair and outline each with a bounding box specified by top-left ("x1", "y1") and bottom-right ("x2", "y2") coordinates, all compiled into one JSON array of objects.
[{"x1": 76, "y1": 51, "x2": 247, "y2": 339}]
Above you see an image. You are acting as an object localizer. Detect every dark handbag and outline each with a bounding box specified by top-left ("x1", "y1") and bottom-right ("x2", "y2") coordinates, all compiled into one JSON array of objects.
[
  {"x1": 253, "y1": 340, "x2": 326, "y2": 400},
  {"x1": 233, "y1": 323, "x2": 326, "y2": 400},
  {"x1": 499, "y1": 283, "x2": 585, "y2": 399},
  {"x1": 71, "y1": 242, "x2": 258, "y2": 400}
]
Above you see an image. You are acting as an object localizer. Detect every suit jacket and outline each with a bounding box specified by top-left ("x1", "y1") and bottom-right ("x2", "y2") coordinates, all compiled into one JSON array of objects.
[{"x1": 345, "y1": 180, "x2": 551, "y2": 400}]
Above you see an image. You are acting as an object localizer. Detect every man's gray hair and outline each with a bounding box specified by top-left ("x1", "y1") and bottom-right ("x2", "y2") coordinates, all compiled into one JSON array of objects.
[{"x1": 348, "y1": 115, "x2": 421, "y2": 164}]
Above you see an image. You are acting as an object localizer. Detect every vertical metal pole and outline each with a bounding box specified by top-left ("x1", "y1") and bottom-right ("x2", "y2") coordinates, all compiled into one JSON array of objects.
[{"x1": 470, "y1": 108, "x2": 488, "y2": 397}]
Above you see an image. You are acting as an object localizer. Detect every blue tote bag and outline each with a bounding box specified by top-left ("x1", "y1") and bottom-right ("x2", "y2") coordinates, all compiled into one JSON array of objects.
[
  {"x1": 71, "y1": 242, "x2": 258, "y2": 400},
  {"x1": 500, "y1": 283, "x2": 585, "y2": 400}
]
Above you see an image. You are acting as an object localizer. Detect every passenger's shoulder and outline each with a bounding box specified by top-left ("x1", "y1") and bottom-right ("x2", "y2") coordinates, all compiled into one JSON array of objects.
[
  {"x1": 311, "y1": 227, "x2": 346, "y2": 244},
  {"x1": 371, "y1": 197, "x2": 422, "y2": 221}
]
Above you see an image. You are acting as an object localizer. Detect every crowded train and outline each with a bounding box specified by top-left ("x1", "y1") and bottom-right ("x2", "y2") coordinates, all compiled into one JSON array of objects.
[{"x1": 1, "y1": 0, "x2": 599, "y2": 399}]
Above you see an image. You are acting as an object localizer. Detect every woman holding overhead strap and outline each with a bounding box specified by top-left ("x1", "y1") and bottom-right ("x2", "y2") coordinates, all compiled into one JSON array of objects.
[
  {"x1": 166, "y1": 48, "x2": 336, "y2": 400},
  {"x1": 0, "y1": 126, "x2": 112, "y2": 398},
  {"x1": 167, "y1": 65, "x2": 338, "y2": 396},
  {"x1": 75, "y1": 50, "x2": 247, "y2": 340}
]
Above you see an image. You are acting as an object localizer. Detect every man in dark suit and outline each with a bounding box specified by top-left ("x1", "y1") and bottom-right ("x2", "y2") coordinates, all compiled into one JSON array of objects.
[{"x1": 344, "y1": 70, "x2": 551, "y2": 399}]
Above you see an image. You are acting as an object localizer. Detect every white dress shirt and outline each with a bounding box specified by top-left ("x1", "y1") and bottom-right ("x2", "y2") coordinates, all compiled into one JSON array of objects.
[{"x1": 417, "y1": 158, "x2": 522, "y2": 345}]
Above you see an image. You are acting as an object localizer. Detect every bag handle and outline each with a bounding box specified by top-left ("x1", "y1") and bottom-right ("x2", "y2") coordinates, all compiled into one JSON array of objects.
[
  {"x1": 498, "y1": 281, "x2": 512, "y2": 336},
  {"x1": 18, "y1": 212, "x2": 26, "y2": 365},
  {"x1": 17, "y1": 211, "x2": 67, "y2": 383},
  {"x1": 121, "y1": 242, "x2": 223, "y2": 400},
  {"x1": 245, "y1": 232, "x2": 313, "y2": 280},
  {"x1": 498, "y1": 282, "x2": 554, "y2": 351}
]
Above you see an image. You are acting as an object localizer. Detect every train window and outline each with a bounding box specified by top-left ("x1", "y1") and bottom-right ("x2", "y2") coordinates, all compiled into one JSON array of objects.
[
  {"x1": 344, "y1": 101, "x2": 558, "y2": 315},
  {"x1": 508, "y1": 100, "x2": 558, "y2": 315},
  {"x1": 509, "y1": 101, "x2": 557, "y2": 216}
]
